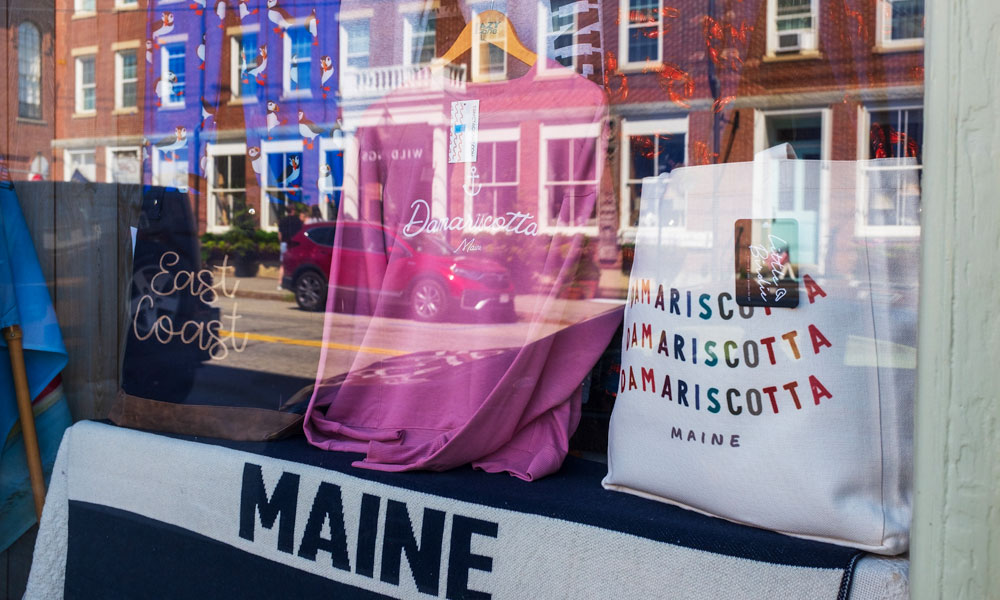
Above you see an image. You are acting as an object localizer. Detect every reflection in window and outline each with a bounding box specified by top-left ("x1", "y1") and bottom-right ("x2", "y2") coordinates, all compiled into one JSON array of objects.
[
  {"x1": 233, "y1": 33, "x2": 260, "y2": 99},
  {"x1": 285, "y1": 27, "x2": 312, "y2": 94},
  {"x1": 210, "y1": 153, "x2": 247, "y2": 229},
  {"x1": 264, "y1": 150, "x2": 303, "y2": 229},
  {"x1": 160, "y1": 43, "x2": 186, "y2": 107},
  {"x1": 407, "y1": 13, "x2": 437, "y2": 65},
  {"x1": 116, "y1": 50, "x2": 138, "y2": 109},
  {"x1": 18, "y1": 22, "x2": 41, "y2": 119},
  {"x1": 319, "y1": 149, "x2": 344, "y2": 220},
  {"x1": 771, "y1": 0, "x2": 818, "y2": 53},
  {"x1": 343, "y1": 20, "x2": 370, "y2": 68},
  {"x1": 864, "y1": 108, "x2": 922, "y2": 228},
  {"x1": 74, "y1": 0, "x2": 95, "y2": 13},
  {"x1": 109, "y1": 148, "x2": 141, "y2": 183},
  {"x1": 66, "y1": 149, "x2": 96, "y2": 182},
  {"x1": 76, "y1": 56, "x2": 96, "y2": 113},
  {"x1": 544, "y1": 0, "x2": 578, "y2": 68},
  {"x1": 881, "y1": 0, "x2": 924, "y2": 43},
  {"x1": 625, "y1": 133, "x2": 684, "y2": 227},
  {"x1": 624, "y1": 0, "x2": 661, "y2": 64},
  {"x1": 765, "y1": 112, "x2": 823, "y2": 160},
  {"x1": 545, "y1": 136, "x2": 598, "y2": 227},
  {"x1": 470, "y1": 140, "x2": 518, "y2": 220},
  {"x1": 153, "y1": 145, "x2": 189, "y2": 191}
]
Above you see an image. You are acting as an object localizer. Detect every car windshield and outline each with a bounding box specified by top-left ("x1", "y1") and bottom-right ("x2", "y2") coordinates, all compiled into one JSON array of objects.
[{"x1": 408, "y1": 233, "x2": 455, "y2": 256}]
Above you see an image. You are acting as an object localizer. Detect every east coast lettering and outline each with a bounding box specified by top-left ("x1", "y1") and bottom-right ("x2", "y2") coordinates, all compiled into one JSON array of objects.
[{"x1": 239, "y1": 463, "x2": 498, "y2": 599}]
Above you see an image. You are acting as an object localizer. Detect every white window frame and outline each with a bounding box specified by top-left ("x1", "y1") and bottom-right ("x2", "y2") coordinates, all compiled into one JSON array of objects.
[
  {"x1": 150, "y1": 141, "x2": 190, "y2": 192},
  {"x1": 461, "y1": 127, "x2": 520, "y2": 229},
  {"x1": 753, "y1": 107, "x2": 832, "y2": 272},
  {"x1": 318, "y1": 136, "x2": 350, "y2": 221},
  {"x1": 537, "y1": 0, "x2": 579, "y2": 75},
  {"x1": 402, "y1": 11, "x2": 438, "y2": 66},
  {"x1": 229, "y1": 27, "x2": 261, "y2": 103},
  {"x1": 766, "y1": 0, "x2": 820, "y2": 56},
  {"x1": 470, "y1": 12, "x2": 509, "y2": 82},
  {"x1": 282, "y1": 25, "x2": 313, "y2": 99},
  {"x1": 876, "y1": 0, "x2": 925, "y2": 50},
  {"x1": 64, "y1": 149, "x2": 96, "y2": 182},
  {"x1": 619, "y1": 117, "x2": 688, "y2": 235},
  {"x1": 855, "y1": 105, "x2": 922, "y2": 238},
  {"x1": 105, "y1": 146, "x2": 142, "y2": 184},
  {"x1": 115, "y1": 49, "x2": 139, "y2": 110},
  {"x1": 538, "y1": 122, "x2": 602, "y2": 234},
  {"x1": 260, "y1": 139, "x2": 304, "y2": 231},
  {"x1": 17, "y1": 22, "x2": 42, "y2": 120},
  {"x1": 75, "y1": 55, "x2": 97, "y2": 115},
  {"x1": 158, "y1": 35, "x2": 188, "y2": 109},
  {"x1": 618, "y1": 0, "x2": 663, "y2": 69},
  {"x1": 114, "y1": 0, "x2": 139, "y2": 9},
  {"x1": 206, "y1": 143, "x2": 248, "y2": 232}
]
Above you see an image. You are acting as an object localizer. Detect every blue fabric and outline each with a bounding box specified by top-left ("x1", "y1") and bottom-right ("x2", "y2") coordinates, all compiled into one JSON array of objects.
[
  {"x1": 0, "y1": 396, "x2": 71, "y2": 552},
  {"x1": 0, "y1": 183, "x2": 68, "y2": 452}
]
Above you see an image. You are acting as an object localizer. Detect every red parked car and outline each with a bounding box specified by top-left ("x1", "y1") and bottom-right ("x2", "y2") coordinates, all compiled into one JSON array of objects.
[{"x1": 282, "y1": 221, "x2": 516, "y2": 322}]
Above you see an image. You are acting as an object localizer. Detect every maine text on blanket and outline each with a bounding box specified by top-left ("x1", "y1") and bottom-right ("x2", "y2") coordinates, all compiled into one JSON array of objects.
[{"x1": 239, "y1": 463, "x2": 497, "y2": 599}]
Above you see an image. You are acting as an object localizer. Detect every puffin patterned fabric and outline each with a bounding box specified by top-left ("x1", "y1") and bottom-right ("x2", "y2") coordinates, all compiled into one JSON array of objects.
[{"x1": 603, "y1": 146, "x2": 917, "y2": 554}]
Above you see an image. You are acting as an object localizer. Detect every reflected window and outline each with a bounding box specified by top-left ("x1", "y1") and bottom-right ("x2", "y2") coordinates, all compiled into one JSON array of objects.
[
  {"x1": 319, "y1": 147, "x2": 345, "y2": 220},
  {"x1": 74, "y1": 0, "x2": 95, "y2": 13},
  {"x1": 65, "y1": 149, "x2": 96, "y2": 182},
  {"x1": 622, "y1": 123, "x2": 685, "y2": 228},
  {"x1": 342, "y1": 20, "x2": 370, "y2": 69},
  {"x1": 768, "y1": 0, "x2": 818, "y2": 54},
  {"x1": 115, "y1": 50, "x2": 138, "y2": 109},
  {"x1": 541, "y1": 0, "x2": 578, "y2": 69},
  {"x1": 232, "y1": 32, "x2": 260, "y2": 100},
  {"x1": 152, "y1": 142, "x2": 188, "y2": 191},
  {"x1": 405, "y1": 12, "x2": 437, "y2": 66},
  {"x1": 18, "y1": 22, "x2": 41, "y2": 120},
  {"x1": 284, "y1": 26, "x2": 312, "y2": 96},
  {"x1": 879, "y1": 0, "x2": 924, "y2": 46},
  {"x1": 262, "y1": 145, "x2": 303, "y2": 229},
  {"x1": 108, "y1": 147, "x2": 141, "y2": 184},
  {"x1": 542, "y1": 127, "x2": 600, "y2": 228},
  {"x1": 862, "y1": 107, "x2": 922, "y2": 230},
  {"x1": 764, "y1": 112, "x2": 823, "y2": 160},
  {"x1": 621, "y1": 0, "x2": 662, "y2": 65},
  {"x1": 75, "y1": 55, "x2": 96, "y2": 114},
  {"x1": 208, "y1": 147, "x2": 248, "y2": 231},
  {"x1": 468, "y1": 135, "x2": 518, "y2": 221},
  {"x1": 159, "y1": 42, "x2": 186, "y2": 108}
]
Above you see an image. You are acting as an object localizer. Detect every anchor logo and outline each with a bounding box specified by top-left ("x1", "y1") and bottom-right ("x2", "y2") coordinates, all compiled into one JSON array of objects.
[{"x1": 463, "y1": 165, "x2": 482, "y2": 197}]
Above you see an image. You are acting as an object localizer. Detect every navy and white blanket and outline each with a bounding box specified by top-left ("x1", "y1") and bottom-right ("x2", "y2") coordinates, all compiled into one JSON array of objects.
[{"x1": 25, "y1": 422, "x2": 907, "y2": 599}]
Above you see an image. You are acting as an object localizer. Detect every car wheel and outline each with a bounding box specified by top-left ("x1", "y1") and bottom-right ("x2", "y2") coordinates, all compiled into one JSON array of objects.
[
  {"x1": 295, "y1": 270, "x2": 328, "y2": 312},
  {"x1": 410, "y1": 279, "x2": 448, "y2": 321}
]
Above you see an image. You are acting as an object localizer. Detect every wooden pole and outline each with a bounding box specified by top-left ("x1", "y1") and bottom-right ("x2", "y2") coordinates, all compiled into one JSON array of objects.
[{"x1": 3, "y1": 324, "x2": 46, "y2": 519}]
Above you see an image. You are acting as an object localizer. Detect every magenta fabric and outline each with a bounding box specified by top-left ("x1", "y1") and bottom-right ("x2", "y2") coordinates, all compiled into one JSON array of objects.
[{"x1": 304, "y1": 61, "x2": 622, "y2": 480}]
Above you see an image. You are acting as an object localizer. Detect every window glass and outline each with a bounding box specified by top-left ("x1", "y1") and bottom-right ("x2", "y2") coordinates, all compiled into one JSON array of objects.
[{"x1": 17, "y1": 23, "x2": 41, "y2": 119}]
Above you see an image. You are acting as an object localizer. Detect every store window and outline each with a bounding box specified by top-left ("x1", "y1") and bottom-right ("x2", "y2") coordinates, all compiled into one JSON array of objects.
[
  {"x1": 151, "y1": 133, "x2": 189, "y2": 191},
  {"x1": 878, "y1": 0, "x2": 925, "y2": 48},
  {"x1": 159, "y1": 41, "x2": 187, "y2": 108},
  {"x1": 767, "y1": 0, "x2": 819, "y2": 55},
  {"x1": 541, "y1": 124, "x2": 601, "y2": 230},
  {"x1": 538, "y1": 0, "x2": 579, "y2": 70},
  {"x1": 621, "y1": 119, "x2": 686, "y2": 229},
  {"x1": 341, "y1": 19, "x2": 371, "y2": 69},
  {"x1": 859, "y1": 107, "x2": 922, "y2": 234},
  {"x1": 231, "y1": 31, "x2": 261, "y2": 101},
  {"x1": 115, "y1": 50, "x2": 139, "y2": 110},
  {"x1": 106, "y1": 147, "x2": 141, "y2": 184},
  {"x1": 262, "y1": 142, "x2": 303, "y2": 230},
  {"x1": 64, "y1": 149, "x2": 96, "y2": 182},
  {"x1": 75, "y1": 55, "x2": 97, "y2": 114},
  {"x1": 207, "y1": 145, "x2": 248, "y2": 231},
  {"x1": 620, "y1": 0, "x2": 662, "y2": 66},
  {"x1": 405, "y1": 12, "x2": 437, "y2": 66},
  {"x1": 284, "y1": 26, "x2": 312, "y2": 97},
  {"x1": 17, "y1": 22, "x2": 41, "y2": 120}
]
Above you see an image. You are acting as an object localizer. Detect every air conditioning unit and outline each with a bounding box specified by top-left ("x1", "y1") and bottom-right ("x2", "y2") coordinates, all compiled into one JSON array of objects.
[{"x1": 776, "y1": 30, "x2": 815, "y2": 53}]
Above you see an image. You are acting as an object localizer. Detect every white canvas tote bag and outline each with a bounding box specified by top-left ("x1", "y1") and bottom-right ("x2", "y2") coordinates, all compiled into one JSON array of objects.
[{"x1": 603, "y1": 145, "x2": 916, "y2": 554}]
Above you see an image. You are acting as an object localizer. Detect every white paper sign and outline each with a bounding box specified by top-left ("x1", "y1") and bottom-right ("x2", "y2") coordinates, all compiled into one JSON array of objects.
[{"x1": 448, "y1": 100, "x2": 479, "y2": 164}]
